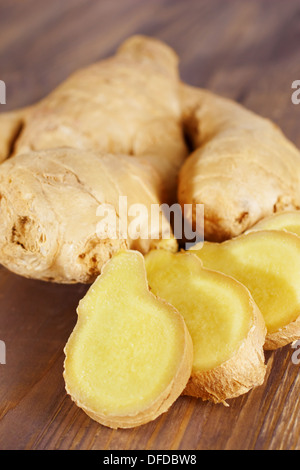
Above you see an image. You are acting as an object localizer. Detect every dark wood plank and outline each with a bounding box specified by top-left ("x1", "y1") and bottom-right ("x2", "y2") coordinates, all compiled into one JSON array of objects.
[{"x1": 0, "y1": 0, "x2": 299, "y2": 450}]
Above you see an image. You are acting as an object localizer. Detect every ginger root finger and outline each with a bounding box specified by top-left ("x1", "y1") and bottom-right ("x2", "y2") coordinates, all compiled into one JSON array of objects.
[
  {"x1": 12, "y1": 36, "x2": 187, "y2": 204},
  {"x1": 145, "y1": 250, "x2": 266, "y2": 403},
  {"x1": 192, "y1": 230, "x2": 300, "y2": 350},
  {"x1": 64, "y1": 250, "x2": 193, "y2": 429},
  {"x1": 179, "y1": 85, "x2": 300, "y2": 242}
]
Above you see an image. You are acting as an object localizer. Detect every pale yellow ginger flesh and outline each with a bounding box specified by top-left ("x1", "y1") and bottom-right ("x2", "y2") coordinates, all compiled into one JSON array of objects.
[
  {"x1": 192, "y1": 230, "x2": 300, "y2": 349},
  {"x1": 145, "y1": 250, "x2": 266, "y2": 403},
  {"x1": 64, "y1": 250, "x2": 193, "y2": 428},
  {"x1": 247, "y1": 210, "x2": 300, "y2": 237}
]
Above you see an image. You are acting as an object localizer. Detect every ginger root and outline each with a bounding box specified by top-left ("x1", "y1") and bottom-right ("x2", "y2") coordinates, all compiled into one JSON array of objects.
[
  {"x1": 145, "y1": 249, "x2": 266, "y2": 403},
  {"x1": 64, "y1": 250, "x2": 193, "y2": 429},
  {"x1": 2, "y1": 38, "x2": 300, "y2": 284},
  {"x1": 192, "y1": 230, "x2": 300, "y2": 349},
  {"x1": 0, "y1": 36, "x2": 187, "y2": 283},
  {"x1": 179, "y1": 85, "x2": 300, "y2": 241}
]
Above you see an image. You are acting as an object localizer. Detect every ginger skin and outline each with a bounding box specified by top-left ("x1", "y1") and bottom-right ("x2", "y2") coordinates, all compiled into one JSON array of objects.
[{"x1": 179, "y1": 86, "x2": 300, "y2": 241}]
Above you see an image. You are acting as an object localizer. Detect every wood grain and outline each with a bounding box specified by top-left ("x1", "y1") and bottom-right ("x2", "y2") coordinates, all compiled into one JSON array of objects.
[{"x1": 0, "y1": 0, "x2": 300, "y2": 450}]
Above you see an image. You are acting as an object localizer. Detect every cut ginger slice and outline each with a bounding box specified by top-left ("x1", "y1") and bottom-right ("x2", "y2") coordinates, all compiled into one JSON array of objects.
[
  {"x1": 64, "y1": 250, "x2": 193, "y2": 429},
  {"x1": 247, "y1": 210, "x2": 300, "y2": 237},
  {"x1": 145, "y1": 250, "x2": 266, "y2": 403},
  {"x1": 192, "y1": 230, "x2": 300, "y2": 349}
]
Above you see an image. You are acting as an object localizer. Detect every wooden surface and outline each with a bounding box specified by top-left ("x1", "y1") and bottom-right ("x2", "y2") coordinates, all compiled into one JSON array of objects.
[{"x1": 0, "y1": 0, "x2": 300, "y2": 450}]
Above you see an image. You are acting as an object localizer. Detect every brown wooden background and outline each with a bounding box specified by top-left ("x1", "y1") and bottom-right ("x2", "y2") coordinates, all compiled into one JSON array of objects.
[{"x1": 0, "y1": 0, "x2": 300, "y2": 450}]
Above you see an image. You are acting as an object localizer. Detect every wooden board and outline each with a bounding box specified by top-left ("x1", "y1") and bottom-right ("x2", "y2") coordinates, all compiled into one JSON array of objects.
[{"x1": 0, "y1": 0, "x2": 299, "y2": 450}]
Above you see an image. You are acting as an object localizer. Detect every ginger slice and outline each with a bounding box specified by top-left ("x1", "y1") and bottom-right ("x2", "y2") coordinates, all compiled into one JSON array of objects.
[
  {"x1": 64, "y1": 250, "x2": 193, "y2": 429},
  {"x1": 192, "y1": 230, "x2": 300, "y2": 349},
  {"x1": 145, "y1": 250, "x2": 266, "y2": 403},
  {"x1": 247, "y1": 210, "x2": 300, "y2": 237}
]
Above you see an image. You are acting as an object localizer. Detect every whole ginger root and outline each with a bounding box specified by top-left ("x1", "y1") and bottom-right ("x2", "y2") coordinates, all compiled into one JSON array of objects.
[
  {"x1": 2, "y1": 37, "x2": 300, "y2": 282},
  {"x1": 0, "y1": 36, "x2": 187, "y2": 283}
]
